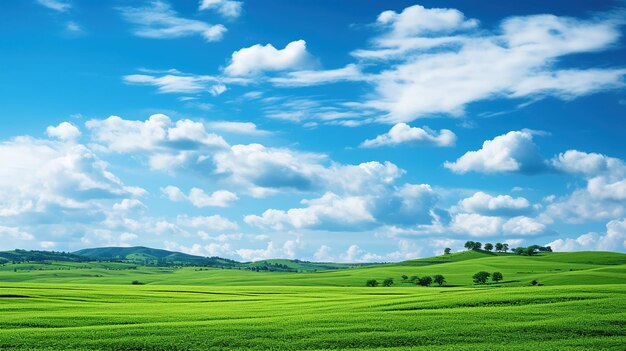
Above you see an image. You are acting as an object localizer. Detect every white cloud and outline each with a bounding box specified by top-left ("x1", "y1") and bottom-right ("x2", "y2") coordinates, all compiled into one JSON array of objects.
[
  {"x1": 444, "y1": 130, "x2": 546, "y2": 174},
  {"x1": 376, "y1": 4, "x2": 478, "y2": 38},
  {"x1": 46, "y1": 122, "x2": 81, "y2": 141},
  {"x1": 362, "y1": 10, "x2": 625, "y2": 122},
  {"x1": 198, "y1": 0, "x2": 242, "y2": 18},
  {"x1": 112, "y1": 199, "x2": 146, "y2": 212},
  {"x1": 547, "y1": 218, "x2": 626, "y2": 252},
  {"x1": 118, "y1": 1, "x2": 226, "y2": 42},
  {"x1": 270, "y1": 64, "x2": 364, "y2": 86},
  {"x1": 245, "y1": 183, "x2": 439, "y2": 231},
  {"x1": 206, "y1": 121, "x2": 270, "y2": 135},
  {"x1": 458, "y1": 191, "x2": 531, "y2": 216},
  {"x1": 224, "y1": 40, "x2": 316, "y2": 76},
  {"x1": 177, "y1": 214, "x2": 239, "y2": 232},
  {"x1": 37, "y1": 0, "x2": 71, "y2": 12},
  {"x1": 66, "y1": 21, "x2": 82, "y2": 33},
  {"x1": 209, "y1": 84, "x2": 227, "y2": 96},
  {"x1": 545, "y1": 150, "x2": 626, "y2": 222},
  {"x1": 87, "y1": 115, "x2": 228, "y2": 172},
  {"x1": 0, "y1": 226, "x2": 35, "y2": 241},
  {"x1": 235, "y1": 240, "x2": 299, "y2": 261},
  {"x1": 361, "y1": 123, "x2": 456, "y2": 148},
  {"x1": 161, "y1": 185, "x2": 186, "y2": 202},
  {"x1": 502, "y1": 216, "x2": 546, "y2": 235},
  {"x1": 0, "y1": 136, "x2": 141, "y2": 221},
  {"x1": 161, "y1": 186, "x2": 238, "y2": 208},
  {"x1": 450, "y1": 213, "x2": 504, "y2": 237},
  {"x1": 245, "y1": 192, "x2": 375, "y2": 231},
  {"x1": 313, "y1": 245, "x2": 333, "y2": 262},
  {"x1": 188, "y1": 188, "x2": 238, "y2": 208}
]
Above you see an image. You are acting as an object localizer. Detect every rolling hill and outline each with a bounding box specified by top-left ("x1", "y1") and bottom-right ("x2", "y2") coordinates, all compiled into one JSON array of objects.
[{"x1": 1, "y1": 248, "x2": 624, "y2": 287}]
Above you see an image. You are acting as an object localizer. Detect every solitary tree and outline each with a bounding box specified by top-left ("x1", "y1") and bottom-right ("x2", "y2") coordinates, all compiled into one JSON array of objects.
[
  {"x1": 383, "y1": 278, "x2": 394, "y2": 287},
  {"x1": 472, "y1": 271, "x2": 491, "y2": 284},
  {"x1": 464, "y1": 241, "x2": 475, "y2": 250},
  {"x1": 492, "y1": 271, "x2": 503, "y2": 283},
  {"x1": 366, "y1": 279, "x2": 379, "y2": 287},
  {"x1": 495, "y1": 243, "x2": 503, "y2": 252},
  {"x1": 418, "y1": 276, "x2": 433, "y2": 287},
  {"x1": 484, "y1": 243, "x2": 494, "y2": 252},
  {"x1": 401, "y1": 274, "x2": 408, "y2": 281},
  {"x1": 433, "y1": 274, "x2": 446, "y2": 286},
  {"x1": 444, "y1": 248, "x2": 451, "y2": 255},
  {"x1": 502, "y1": 243, "x2": 509, "y2": 253}
]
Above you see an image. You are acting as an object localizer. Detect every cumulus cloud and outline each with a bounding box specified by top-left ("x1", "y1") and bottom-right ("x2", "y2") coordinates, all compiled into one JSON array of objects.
[
  {"x1": 545, "y1": 150, "x2": 626, "y2": 222},
  {"x1": 361, "y1": 123, "x2": 456, "y2": 148},
  {"x1": 444, "y1": 130, "x2": 547, "y2": 174},
  {"x1": 458, "y1": 191, "x2": 531, "y2": 217},
  {"x1": 547, "y1": 218, "x2": 626, "y2": 252},
  {"x1": 198, "y1": 0, "x2": 242, "y2": 18},
  {"x1": 0, "y1": 136, "x2": 142, "y2": 221},
  {"x1": 118, "y1": 1, "x2": 226, "y2": 42},
  {"x1": 245, "y1": 192, "x2": 375, "y2": 231},
  {"x1": 224, "y1": 40, "x2": 316, "y2": 76},
  {"x1": 245, "y1": 183, "x2": 439, "y2": 231},
  {"x1": 161, "y1": 186, "x2": 238, "y2": 208},
  {"x1": 46, "y1": 122, "x2": 81, "y2": 141},
  {"x1": 87, "y1": 115, "x2": 228, "y2": 172},
  {"x1": 235, "y1": 240, "x2": 300, "y2": 261}
]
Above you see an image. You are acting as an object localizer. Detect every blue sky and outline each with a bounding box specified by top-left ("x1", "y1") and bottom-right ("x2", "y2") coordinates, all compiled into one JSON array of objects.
[{"x1": 1, "y1": 0, "x2": 626, "y2": 261}]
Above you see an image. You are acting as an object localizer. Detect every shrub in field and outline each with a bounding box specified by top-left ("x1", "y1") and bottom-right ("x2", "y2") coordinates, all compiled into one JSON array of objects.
[
  {"x1": 131, "y1": 280, "x2": 144, "y2": 285},
  {"x1": 401, "y1": 275, "x2": 408, "y2": 281},
  {"x1": 418, "y1": 276, "x2": 432, "y2": 287},
  {"x1": 472, "y1": 271, "x2": 490, "y2": 284},
  {"x1": 383, "y1": 278, "x2": 394, "y2": 287},
  {"x1": 433, "y1": 274, "x2": 446, "y2": 286},
  {"x1": 409, "y1": 276, "x2": 418, "y2": 283},
  {"x1": 531, "y1": 279, "x2": 538, "y2": 286},
  {"x1": 492, "y1": 272, "x2": 503, "y2": 283},
  {"x1": 366, "y1": 279, "x2": 379, "y2": 287}
]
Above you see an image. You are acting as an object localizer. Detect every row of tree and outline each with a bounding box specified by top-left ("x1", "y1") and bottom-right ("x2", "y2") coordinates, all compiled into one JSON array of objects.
[
  {"x1": 472, "y1": 271, "x2": 503, "y2": 284},
  {"x1": 463, "y1": 241, "x2": 510, "y2": 252},
  {"x1": 366, "y1": 274, "x2": 446, "y2": 287}
]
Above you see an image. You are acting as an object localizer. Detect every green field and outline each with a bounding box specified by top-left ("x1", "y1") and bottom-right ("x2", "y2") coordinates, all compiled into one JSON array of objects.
[{"x1": 1, "y1": 250, "x2": 625, "y2": 350}]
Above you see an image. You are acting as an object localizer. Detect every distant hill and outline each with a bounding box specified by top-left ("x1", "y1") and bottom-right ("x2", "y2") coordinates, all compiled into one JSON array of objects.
[
  {"x1": 73, "y1": 246, "x2": 239, "y2": 267},
  {"x1": 0, "y1": 249, "x2": 90, "y2": 263},
  {"x1": 0, "y1": 246, "x2": 377, "y2": 272}
]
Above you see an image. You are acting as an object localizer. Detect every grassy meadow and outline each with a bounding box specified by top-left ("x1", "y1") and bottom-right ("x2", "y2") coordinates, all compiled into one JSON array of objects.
[{"x1": 1, "y1": 250, "x2": 625, "y2": 350}]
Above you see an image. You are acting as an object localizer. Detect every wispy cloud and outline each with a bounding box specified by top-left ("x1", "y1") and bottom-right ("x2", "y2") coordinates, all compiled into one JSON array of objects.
[
  {"x1": 118, "y1": 1, "x2": 226, "y2": 42},
  {"x1": 37, "y1": 0, "x2": 71, "y2": 12}
]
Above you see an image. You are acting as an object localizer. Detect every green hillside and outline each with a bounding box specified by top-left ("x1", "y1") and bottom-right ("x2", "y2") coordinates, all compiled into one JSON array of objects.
[
  {"x1": 1, "y1": 249, "x2": 625, "y2": 350},
  {"x1": 2, "y1": 249, "x2": 624, "y2": 287},
  {"x1": 0, "y1": 250, "x2": 89, "y2": 264}
]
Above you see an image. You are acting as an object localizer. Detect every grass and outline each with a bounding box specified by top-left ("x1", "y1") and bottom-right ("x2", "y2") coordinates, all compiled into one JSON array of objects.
[{"x1": 0, "y1": 250, "x2": 625, "y2": 350}]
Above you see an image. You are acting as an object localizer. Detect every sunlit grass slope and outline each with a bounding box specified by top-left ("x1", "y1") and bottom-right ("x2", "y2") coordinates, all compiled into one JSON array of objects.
[
  {"x1": 1, "y1": 251, "x2": 624, "y2": 287},
  {"x1": 0, "y1": 283, "x2": 624, "y2": 350}
]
